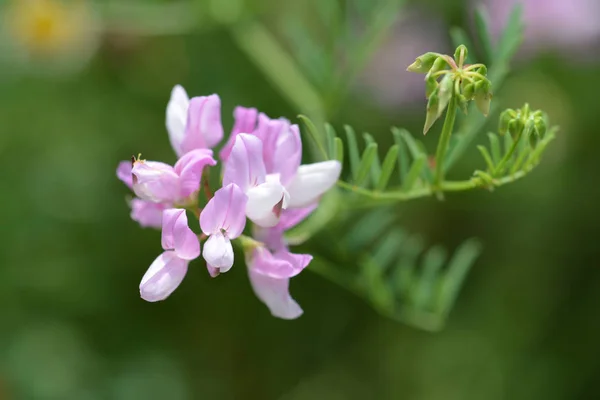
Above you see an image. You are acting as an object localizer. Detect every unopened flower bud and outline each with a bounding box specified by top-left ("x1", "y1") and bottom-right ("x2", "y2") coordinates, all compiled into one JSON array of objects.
[
  {"x1": 425, "y1": 75, "x2": 438, "y2": 98},
  {"x1": 462, "y1": 82, "x2": 475, "y2": 100},
  {"x1": 407, "y1": 52, "x2": 440, "y2": 73},
  {"x1": 476, "y1": 65, "x2": 488, "y2": 76},
  {"x1": 508, "y1": 118, "x2": 524, "y2": 139},
  {"x1": 474, "y1": 80, "x2": 492, "y2": 117},
  {"x1": 424, "y1": 92, "x2": 440, "y2": 135},
  {"x1": 498, "y1": 109, "x2": 514, "y2": 136},
  {"x1": 534, "y1": 116, "x2": 547, "y2": 138},
  {"x1": 454, "y1": 45, "x2": 468, "y2": 66},
  {"x1": 457, "y1": 94, "x2": 469, "y2": 114},
  {"x1": 437, "y1": 74, "x2": 454, "y2": 117},
  {"x1": 428, "y1": 57, "x2": 449, "y2": 76}
]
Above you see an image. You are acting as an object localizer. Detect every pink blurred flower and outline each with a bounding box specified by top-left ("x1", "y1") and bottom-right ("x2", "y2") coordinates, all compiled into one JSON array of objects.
[
  {"x1": 359, "y1": 10, "x2": 449, "y2": 110},
  {"x1": 481, "y1": 0, "x2": 600, "y2": 55}
]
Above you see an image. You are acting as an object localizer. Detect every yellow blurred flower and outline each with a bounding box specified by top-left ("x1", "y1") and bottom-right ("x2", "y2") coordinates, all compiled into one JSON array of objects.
[{"x1": 1, "y1": 0, "x2": 101, "y2": 73}]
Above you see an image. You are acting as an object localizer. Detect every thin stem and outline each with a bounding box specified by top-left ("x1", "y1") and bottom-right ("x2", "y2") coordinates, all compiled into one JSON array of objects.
[
  {"x1": 464, "y1": 63, "x2": 485, "y2": 71},
  {"x1": 434, "y1": 96, "x2": 458, "y2": 190},
  {"x1": 493, "y1": 133, "x2": 521, "y2": 176},
  {"x1": 337, "y1": 169, "x2": 529, "y2": 203}
]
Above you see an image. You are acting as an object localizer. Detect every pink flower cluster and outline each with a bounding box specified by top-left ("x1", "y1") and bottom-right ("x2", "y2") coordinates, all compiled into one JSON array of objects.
[{"x1": 116, "y1": 86, "x2": 341, "y2": 319}]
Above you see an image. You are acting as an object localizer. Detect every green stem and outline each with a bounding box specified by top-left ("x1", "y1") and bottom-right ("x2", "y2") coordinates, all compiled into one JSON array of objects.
[
  {"x1": 337, "y1": 169, "x2": 528, "y2": 203},
  {"x1": 493, "y1": 133, "x2": 521, "y2": 176},
  {"x1": 434, "y1": 96, "x2": 458, "y2": 189}
]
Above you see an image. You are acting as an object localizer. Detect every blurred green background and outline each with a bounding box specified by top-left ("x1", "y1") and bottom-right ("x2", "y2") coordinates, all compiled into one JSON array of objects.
[{"x1": 1, "y1": 0, "x2": 599, "y2": 399}]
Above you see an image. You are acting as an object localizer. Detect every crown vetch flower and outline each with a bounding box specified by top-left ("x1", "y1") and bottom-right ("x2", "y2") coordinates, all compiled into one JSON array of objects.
[
  {"x1": 223, "y1": 133, "x2": 289, "y2": 228},
  {"x1": 200, "y1": 183, "x2": 248, "y2": 275},
  {"x1": 118, "y1": 87, "x2": 345, "y2": 320},
  {"x1": 131, "y1": 149, "x2": 216, "y2": 204},
  {"x1": 166, "y1": 85, "x2": 223, "y2": 157},
  {"x1": 140, "y1": 208, "x2": 200, "y2": 302},
  {"x1": 117, "y1": 160, "x2": 168, "y2": 229},
  {"x1": 219, "y1": 106, "x2": 258, "y2": 161},
  {"x1": 246, "y1": 207, "x2": 316, "y2": 319}
]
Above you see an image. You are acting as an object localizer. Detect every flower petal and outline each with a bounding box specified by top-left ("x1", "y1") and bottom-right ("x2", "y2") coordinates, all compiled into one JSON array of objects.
[
  {"x1": 202, "y1": 232, "x2": 234, "y2": 273},
  {"x1": 286, "y1": 161, "x2": 342, "y2": 208},
  {"x1": 277, "y1": 205, "x2": 318, "y2": 231},
  {"x1": 173, "y1": 148, "x2": 217, "y2": 199},
  {"x1": 253, "y1": 114, "x2": 286, "y2": 172},
  {"x1": 131, "y1": 160, "x2": 180, "y2": 203},
  {"x1": 140, "y1": 251, "x2": 189, "y2": 302},
  {"x1": 250, "y1": 247, "x2": 311, "y2": 279},
  {"x1": 248, "y1": 269, "x2": 303, "y2": 320},
  {"x1": 219, "y1": 106, "x2": 258, "y2": 161},
  {"x1": 200, "y1": 183, "x2": 247, "y2": 238},
  {"x1": 180, "y1": 95, "x2": 223, "y2": 153},
  {"x1": 271, "y1": 123, "x2": 303, "y2": 186},
  {"x1": 166, "y1": 85, "x2": 190, "y2": 157},
  {"x1": 206, "y1": 264, "x2": 220, "y2": 278},
  {"x1": 161, "y1": 209, "x2": 200, "y2": 260},
  {"x1": 223, "y1": 133, "x2": 266, "y2": 192},
  {"x1": 246, "y1": 181, "x2": 288, "y2": 228},
  {"x1": 130, "y1": 199, "x2": 167, "y2": 229},
  {"x1": 116, "y1": 160, "x2": 133, "y2": 189}
]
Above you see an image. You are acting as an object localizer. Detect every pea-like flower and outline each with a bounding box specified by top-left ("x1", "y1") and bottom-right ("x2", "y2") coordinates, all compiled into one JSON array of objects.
[
  {"x1": 117, "y1": 87, "x2": 344, "y2": 319},
  {"x1": 139, "y1": 209, "x2": 200, "y2": 302},
  {"x1": 199, "y1": 184, "x2": 248, "y2": 275},
  {"x1": 166, "y1": 85, "x2": 224, "y2": 157},
  {"x1": 131, "y1": 149, "x2": 216, "y2": 204}
]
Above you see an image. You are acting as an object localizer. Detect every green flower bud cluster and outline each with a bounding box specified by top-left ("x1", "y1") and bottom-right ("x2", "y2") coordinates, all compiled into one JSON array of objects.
[
  {"x1": 498, "y1": 103, "x2": 548, "y2": 147},
  {"x1": 407, "y1": 45, "x2": 493, "y2": 134}
]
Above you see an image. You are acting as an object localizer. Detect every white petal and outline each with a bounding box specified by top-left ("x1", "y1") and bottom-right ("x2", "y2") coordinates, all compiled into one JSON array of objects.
[
  {"x1": 166, "y1": 85, "x2": 190, "y2": 157},
  {"x1": 202, "y1": 233, "x2": 234, "y2": 273},
  {"x1": 248, "y1": 270, "x2": 303, "y2": 319},
  {"x1": 140, "y1": 251, "x2": 188, "y2": 302},
  {"x1": 286, "y1": 161, "x2": 341, "y2": 208},
  {"x1": 246, "y1": 181, "x2": 287, "y2": 228}
]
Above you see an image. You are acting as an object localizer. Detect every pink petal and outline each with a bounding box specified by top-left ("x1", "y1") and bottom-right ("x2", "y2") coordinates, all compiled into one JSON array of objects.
[
  {"x1": 219, "y1": 106, "x2": 258, "y2": 162},
  {"x1": 116, "y1": 160, "x2": 133, "y2": 189},
  {"x1": 286, "y1": 161, "x2": 341, "y2": 208},
  {"x1": 166, "y1": 85, "x2": 190, "y2": 157},
  {"x1": 250, "y1": 247, "x2": 311, "y2": 279},
  {"x1": 254, "y1": 114, "x2": 302, "y2": 186},
  {"x1": 200, "y1": 183, "x2": 247, "y2": 238},
  {"x1": 173, "y1": 148, "x2": 217, "y2": 199},
  {"x1": 131, "y1": 160, "x2": 180, "y2": 203},
  {"x1": 246, "y1": 180, "x2": 288, "y2": 228},
  {"x1": 180, "y1": 95, "x2": 223, "y2": 153},
  {"x1": 130, "y1": 199, "x2": 167, "y2": 229},
  {"x1": 140, "y1": 251, "x2": 189, "y2": 302},
  {"x1": 253, "y1": 114, "x2": 287, "y2": 173},
  {"x1": 202, "y1": 232, "x2": 234, "y2": 273},
  {"x1": 223, "y1": 134, "x2": 266, "y2": 192},
  {"x1": 277, "y1": 205, "x2": 318, "y2": 231},
  {"x1": 252, "y1": 205, "x2": 318, "y2": 250},
  {"x1": 206, "y1": 264, "x2": 220, "y2": 278},
  {"x1": 272, "y1": 124, "x2": 303, "y2": 186},
  {"x1": 248, "y1": 267, "x2": 303, "y2": 319},
  {"x1": 161, "y1": 209, "x2": 200, "y2": 260}
]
